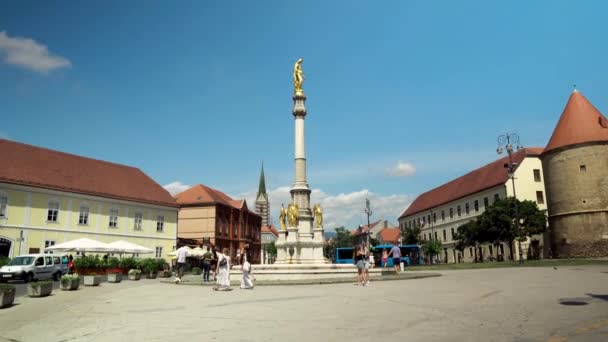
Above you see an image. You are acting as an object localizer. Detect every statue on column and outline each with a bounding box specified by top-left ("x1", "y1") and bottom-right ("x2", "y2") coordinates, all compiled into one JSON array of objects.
[
  {"x1": 287, "y1": 203, "x2": 299, "y2": 227},
  {"x1": 293, "y1": 58, "x2": 305, "y2": 95},
  {"x1": 313, "y1": 204, "x2": 323, "y2": 228},
  {"x1": 279, "y1": 204, "x2": 287, "y2": 230}
]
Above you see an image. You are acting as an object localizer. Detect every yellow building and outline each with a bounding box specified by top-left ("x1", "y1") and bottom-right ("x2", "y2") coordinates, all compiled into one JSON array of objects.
[{"x1": 0, "y1": 139, "x2": 178, "y2": 261}]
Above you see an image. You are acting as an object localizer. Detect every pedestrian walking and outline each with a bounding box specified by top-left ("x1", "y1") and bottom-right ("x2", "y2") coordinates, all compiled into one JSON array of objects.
[
  {"x1": 239, "y1": 245, "x2": 254, "y2": 290},
  {"x1": 363, "y1": 245, "x2": 372, "y2": 286},
  {"x1": 381, "y1": 249, "x2": 389, "y2": 269},
  {"x1": 389, "y1": 243, "x2": 402, "y2": 275},
  {"x1": 174, "y1": 245, "x2": 189, "y2": 283},
  {"x1": 214, "y1": 247, "x2": 232, "y2": 291},
  {"x1": 201, "y1": 246, "x2": 213, "y2": 283},
  {"x1": 354, "y1": 243, "x2": 367, "y2": 286}
]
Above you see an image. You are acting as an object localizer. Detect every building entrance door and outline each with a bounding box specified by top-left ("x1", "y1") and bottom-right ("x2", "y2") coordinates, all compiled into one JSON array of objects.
[{"x1": 0, "y1": 238, "x2": 12, "y2": 258}]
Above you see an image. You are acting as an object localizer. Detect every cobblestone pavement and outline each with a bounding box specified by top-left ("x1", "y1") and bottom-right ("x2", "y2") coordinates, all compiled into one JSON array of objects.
[{"x1": 1, "y1": 266, "x2": 607, "y2": 342}]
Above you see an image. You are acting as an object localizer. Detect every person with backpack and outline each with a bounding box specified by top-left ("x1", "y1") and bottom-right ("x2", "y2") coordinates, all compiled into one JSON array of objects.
[
  {"x1": 201, "y1": 246, "x2": 213, "y2": 283},
  {"x1": 214, "y1": 248, "x2": 232, "y2": 291}
]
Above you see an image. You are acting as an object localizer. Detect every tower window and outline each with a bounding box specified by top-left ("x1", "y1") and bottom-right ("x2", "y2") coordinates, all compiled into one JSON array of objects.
[{"x1": 580, "y1": 165, "x2": 587, "y2": 174}]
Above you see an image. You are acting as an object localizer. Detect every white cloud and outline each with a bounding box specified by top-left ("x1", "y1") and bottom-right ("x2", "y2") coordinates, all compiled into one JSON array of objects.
[
  {"x1": 0, "y1": 31, "x2": 71, "y2": 73},
  {"x1": 233, "y1": 186, "x2": 414, "y2": 230},
  {"x1": 163, "y1": 181, "x2": 191, "y2": 196},
  {"x1": 386, "y1": 161, "x2": 416, "y2": 177}
]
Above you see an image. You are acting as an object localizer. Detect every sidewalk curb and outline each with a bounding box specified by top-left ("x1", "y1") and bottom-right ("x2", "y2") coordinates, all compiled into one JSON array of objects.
[{"x1": 159, "y1": 272, "x2": 441, "y2": 287}]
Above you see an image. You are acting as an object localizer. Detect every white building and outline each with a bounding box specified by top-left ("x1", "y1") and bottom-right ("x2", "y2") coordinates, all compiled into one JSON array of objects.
[{"x1": 398, "y1": 148, "x2": 547, "y2": 263}]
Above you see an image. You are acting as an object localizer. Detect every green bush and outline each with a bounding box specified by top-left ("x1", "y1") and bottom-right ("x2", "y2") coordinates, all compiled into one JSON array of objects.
[
  {"x1": 0, "y1": 257, "x2": 10, "y2": 267},
  {"x1": 120, "y1": 257, "x2": 138, "y2": 271},
  {"x1": 60, "y1": 274, "x2": 79, "y2": 286},
  {"x1": 107, "y1": 257, "x2": 120, "y2": 269},
  {"x1": 29, "y1": 280, "x2": 53, "y2": 288},
  {"x1": 155, "y1": 258, "x2": 167, "y2": 271},
  {"x1": 191, "y1": 267, "x2": 202, "y2": 275},
  {"x1": 0, "y1": 283, "x2": 15, "y2": 294}
]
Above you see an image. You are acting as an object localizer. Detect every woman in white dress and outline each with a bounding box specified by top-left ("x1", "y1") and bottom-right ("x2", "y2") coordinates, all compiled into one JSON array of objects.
[
  {"x1": 214, "y1": 248, "x2": 232, "y2": 291},
  {"x1": 240, "y1": 245, "x2": 254, "y2": 289}
]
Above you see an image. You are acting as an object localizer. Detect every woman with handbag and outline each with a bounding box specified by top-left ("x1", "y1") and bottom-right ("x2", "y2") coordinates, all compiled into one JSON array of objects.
[
  {"x1": 214, "y1": 248, "x2": 232, "y2": 291},
  {"x1": 239, "y1": 245, "x2": 254, "y2": 289}
]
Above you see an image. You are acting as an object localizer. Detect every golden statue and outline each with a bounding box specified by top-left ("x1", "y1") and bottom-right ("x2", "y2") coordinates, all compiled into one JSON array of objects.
[
  {"x1": 279, "y1": 204, "x2": 287, "y2": 230},
  {"x1": 313, "y1": 204, "x2": 323, "y2": 228},
  {"x1": 293, "y1": 58, "x2": 304, "y2": 95},
  {"x1": 287, "y1": 203, "x2": 299, "y2": 227}
]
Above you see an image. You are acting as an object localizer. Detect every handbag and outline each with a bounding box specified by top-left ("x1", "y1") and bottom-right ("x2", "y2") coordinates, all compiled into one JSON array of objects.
[{"x1": 219, "y1": 256, "x2": 227, "y2": 267}]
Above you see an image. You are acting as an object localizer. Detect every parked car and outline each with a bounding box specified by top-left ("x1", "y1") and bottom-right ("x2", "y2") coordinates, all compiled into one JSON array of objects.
[{"x1": 0, "y1": 254, "x2": 67, "y2": 283}]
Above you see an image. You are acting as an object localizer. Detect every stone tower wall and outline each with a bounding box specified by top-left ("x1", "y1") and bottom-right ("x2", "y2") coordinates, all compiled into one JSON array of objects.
[{"x1": 541, "y1": 142, "x2": 608, "y2": 257}]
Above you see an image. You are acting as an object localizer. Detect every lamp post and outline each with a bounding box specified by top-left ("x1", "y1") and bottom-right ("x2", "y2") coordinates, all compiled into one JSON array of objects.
[
  {"x1": 364, "y1": 198, "x2": 372, "y2": 250},
  {"x1": 496, "y1": 132, "x2": 524, "y2": 264}
]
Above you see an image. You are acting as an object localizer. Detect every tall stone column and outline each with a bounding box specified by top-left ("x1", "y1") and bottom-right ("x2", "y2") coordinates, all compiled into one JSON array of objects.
[{"x1": 291, "y1": 93, "x2": 313, "y2": 237}]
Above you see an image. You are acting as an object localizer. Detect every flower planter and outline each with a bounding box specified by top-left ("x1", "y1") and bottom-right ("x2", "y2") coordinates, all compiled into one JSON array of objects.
[
  {"x1": 145, "y1": 272, "x2": 157, "y2": 279},
  {"x1": 28, "y1": 282, "x2": 53, "y2": 297},
  {"x1": 83, "y1": 275, "x2": 101, "y2": 286},
  {"x1": 0, "y1": 289, "x2": 16, "y2": 308},
  {"x1": 107, "y1": 273, "x2": 122, "y2": 283},
  {"x1": 60, "y1": 279, "x2": 80, "y2": 291},
  {"x1": 128, "y1": 273, "x2": 141, "y2": 281},
  {"x1": 158, "y1": 270, "x2": 171, "y2": 278}
]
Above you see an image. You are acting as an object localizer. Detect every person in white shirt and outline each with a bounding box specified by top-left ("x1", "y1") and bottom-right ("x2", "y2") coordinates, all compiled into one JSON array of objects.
[
  {"x1": 214, "y1": 247, "x2": 232, "y2": 291},
  {"x1": 175, "y1": 245, "x2": 189, "y2": 283}
]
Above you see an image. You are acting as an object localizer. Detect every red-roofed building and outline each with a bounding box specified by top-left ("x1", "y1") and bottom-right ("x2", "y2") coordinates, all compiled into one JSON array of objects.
[
  {"x1": 174, "y1": 184, "x2": 261, "y2": 263},
  {"x1": 540, "y1": 90, "x2": 608, "y2": 258},
  {"x1": 377, "y1": 228, "x2": 401, "y2": 245},
  {"x1": 261, "y1": 224, "x2": 279, "y2": 264},
  {"x1": 0, "y1": 139, "x2": 178, "y2": 260},
  {"x1": 399, "y1": 147, "x2": 548, "y2": 264}
]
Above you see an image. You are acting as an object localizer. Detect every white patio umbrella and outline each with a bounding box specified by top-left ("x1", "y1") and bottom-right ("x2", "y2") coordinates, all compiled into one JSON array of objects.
[
  {"x1": 107, "y1": 240, "x2": 154, "y2": 254},
  {"x1": 188, "y1": 247, "x2": 206, "y2": 257},
  {"x1": 45, "y1": 238, "x2": 115, "y2": 253},
  {"x1": 168, "y1": 246, "x2": 191, "y2": 257}
]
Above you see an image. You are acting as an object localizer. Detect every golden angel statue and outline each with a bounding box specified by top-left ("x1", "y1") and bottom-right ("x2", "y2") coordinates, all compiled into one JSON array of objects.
[
  {"x1": 287, "y1": 203, "x2": 299, "y2": 227},
  {"x1": 313, "y1": 204, "x2": 323, "y2": 228},
  {"x1": 293, "y1": 58, "x2": 304, "y2": 95},
  {"x1": 279, "y1": 204, "x2": 287, "y2": 230}
]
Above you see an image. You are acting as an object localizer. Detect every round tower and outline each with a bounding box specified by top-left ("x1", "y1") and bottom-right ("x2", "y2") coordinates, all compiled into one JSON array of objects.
[{"x1": 540, "y1": 90, "x2": 608, "y2": 258}]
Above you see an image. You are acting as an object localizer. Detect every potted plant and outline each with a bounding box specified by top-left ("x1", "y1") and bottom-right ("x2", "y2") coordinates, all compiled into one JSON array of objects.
[
  {"x1": 28, "y1": 280, "x2": 53, "y2": 297},
  {"x1": 120, "y1": 257, "x2": 136, "y2": 274},
  {"x1": 128, "y1": 269, "x2": 141, "y2": 280},
  {"x1": 106, "y1": 257, "x2": 122, "y2": 283},
  {"x1": 0, "y1": 284, "x2": 16, "y2": 308},
  {"x1": 60, "y1": 274, "x2": 80, "y2": 291},
  {"x1": 83, "y1": 273, "x2": 101, "y2": 286},
  {"x1": 143, "y1": 258, "x2": 158, "y2": 279},
  {"x1": 157, "y1": 259, "x2": 171, "y2": 278}
]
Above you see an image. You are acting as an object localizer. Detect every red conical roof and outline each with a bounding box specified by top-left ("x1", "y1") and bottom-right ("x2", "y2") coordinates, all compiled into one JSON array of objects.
[{"x1": 543, "y1": 91, "x2": 608, "y2": 154}]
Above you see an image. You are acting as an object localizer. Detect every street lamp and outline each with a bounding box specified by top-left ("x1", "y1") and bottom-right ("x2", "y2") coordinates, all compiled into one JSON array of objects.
[
  {"x1": 496, "y1": 132, "x2": 524, "y2": 264},
  {"x1": 364, "y1": 198, "x2": 372, "y2": 250}
]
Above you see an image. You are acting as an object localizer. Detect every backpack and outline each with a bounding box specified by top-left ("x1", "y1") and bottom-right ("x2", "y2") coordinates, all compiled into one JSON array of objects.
[{"x1": 219, "y1": 256, "x2": 227, "y2": 267}]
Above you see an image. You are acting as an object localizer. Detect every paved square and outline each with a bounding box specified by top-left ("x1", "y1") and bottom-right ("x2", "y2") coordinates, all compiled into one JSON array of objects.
[{"x1": 1, "y1": 266, "x2": 607, "y2": 341}]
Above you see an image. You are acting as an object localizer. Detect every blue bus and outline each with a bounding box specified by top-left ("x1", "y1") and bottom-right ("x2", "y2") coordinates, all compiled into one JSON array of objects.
[
  {"x1": 334, "y1": 245, "x2": 423, "y2": 266},
  {"x1": 373, "y1": 244, "x2": 424, "y2": 266}
]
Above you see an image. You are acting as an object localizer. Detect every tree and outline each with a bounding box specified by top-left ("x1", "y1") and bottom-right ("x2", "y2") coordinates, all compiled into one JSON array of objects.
[
  {"x1": 475, "y1": 197, "x2": 548, "y2": 261},
  {"x1": 334, "y1": 226, "x2": 355, "y2": 248},
  {"x1": 454, "y1": 220, "x2": 482, "y2": 261},
  {"x1": 422, "y1": 239, "x2": 442, "y2": 264},
  {"x1": 401, "y1": 225, "x2": 421, "y2": 245}
]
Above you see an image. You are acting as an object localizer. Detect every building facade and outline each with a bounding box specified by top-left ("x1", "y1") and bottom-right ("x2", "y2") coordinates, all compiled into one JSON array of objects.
[
  {"x1": 0, "y1": 139, "x2": 178, "y2": 261},
  {"x1": 261, "y1": 224, "x2": 278, "y2": 264},
  {"x1": 174, "y1": 184, "x2": 262, "y2": 263},
  {"x1": 540, "y1": 90, "x2": 608, "y2": 258},
  {"x1": 399, "y1": 148, "x2": 547, "y2": 263}
]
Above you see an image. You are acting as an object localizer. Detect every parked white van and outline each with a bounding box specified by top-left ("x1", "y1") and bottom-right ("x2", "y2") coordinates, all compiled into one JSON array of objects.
[{"x1": 0, "y1": 254, "x2": 68, "y2": 283}]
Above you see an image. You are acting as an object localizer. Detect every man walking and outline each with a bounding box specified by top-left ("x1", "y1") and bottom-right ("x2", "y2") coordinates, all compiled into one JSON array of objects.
[
  {"x1": 389, "y1": 243, "x2": 402, "y2": 275},
  {"x1": 175, "y1": 245, "x2": 189, "y2": 283},
  {"x1": 201, "y1": 246, "x2": 213, "y2": 283}
]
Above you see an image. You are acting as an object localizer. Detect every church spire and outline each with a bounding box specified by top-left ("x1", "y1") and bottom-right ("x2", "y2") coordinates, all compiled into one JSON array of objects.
[{"x1": 258, "y1": 162, "x2": 267, "y2": 198}]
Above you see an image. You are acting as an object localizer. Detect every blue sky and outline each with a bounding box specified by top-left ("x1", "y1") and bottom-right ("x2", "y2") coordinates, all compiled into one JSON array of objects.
[{"x1": 1, "y1": 1, "x2": 607, "y2": 229}]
